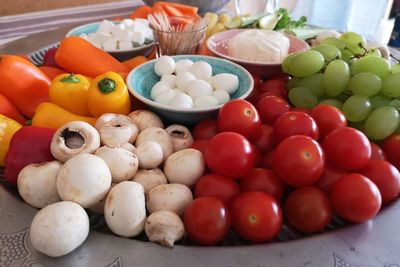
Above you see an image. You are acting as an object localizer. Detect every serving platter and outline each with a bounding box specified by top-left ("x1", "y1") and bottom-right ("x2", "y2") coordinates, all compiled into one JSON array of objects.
[{"x1": 1, "y1": 25, "x2": 400, "y2": 267}]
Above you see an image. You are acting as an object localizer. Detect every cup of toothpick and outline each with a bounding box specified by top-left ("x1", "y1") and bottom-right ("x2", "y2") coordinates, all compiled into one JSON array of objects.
[{"x1": 148, "y1": 12, "x2": 208, "y2": 56}]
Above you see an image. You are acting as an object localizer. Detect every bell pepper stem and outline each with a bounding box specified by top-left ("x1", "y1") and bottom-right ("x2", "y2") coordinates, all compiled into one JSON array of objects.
[
  {"x1": 60, "y1": 74, "x2": 80, "y2": 83},
  {"x1": 98, "y1": 78, "x2": 116, "y2": 93}
]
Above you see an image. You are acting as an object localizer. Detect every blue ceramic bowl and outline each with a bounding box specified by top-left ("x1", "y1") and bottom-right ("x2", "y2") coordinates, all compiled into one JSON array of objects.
[
  {"x1": 127, "y1": 55, "x2": 254, "y2": 125},
  {"x1": 66, "y1": 22, "x2": 155, "y2": 61}
]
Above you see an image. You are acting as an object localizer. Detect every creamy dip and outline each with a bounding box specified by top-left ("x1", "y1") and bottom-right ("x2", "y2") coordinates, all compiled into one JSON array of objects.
[{"x1": 228, "y1": 30, "x2": 290, "y2": 63}]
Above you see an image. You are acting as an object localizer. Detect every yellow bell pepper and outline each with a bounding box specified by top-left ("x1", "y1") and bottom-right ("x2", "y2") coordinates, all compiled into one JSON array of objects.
[
  {"x1": 0, "y1": 114, "x2": 22, "y2": 166},
  {"x1": 49, "y1": 73, "x2": 92, "y2": 116},
  {"x1": 32, "y1": 102, "x2": 97, "y2": 129},
  {"x1": 88, "y1": 71, "x2": 131, "y2": 117}
]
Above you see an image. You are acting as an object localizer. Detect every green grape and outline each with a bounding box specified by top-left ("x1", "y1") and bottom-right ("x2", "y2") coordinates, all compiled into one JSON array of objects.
[
  {"x1": 351, "y1": 56, "x2": 391, "y2": 79},
  {"x1": 282, "y1": 53, "x2": 297, "y2": 74},
  {"x1": 288, "y1": 87, "x2": 318, "y2": 109},
  {"x1": 348, "y1": 72, "x2": 382, "y2": 97},
  {"x1": 288, "y1": 51, "x2": 325, "y2": 78},
  {"x1": 298, "y1": 73, "x2": 325, "y2": 97},
  {"x1": 341, "y1": 49, "x2": 354, "y2": 64},
  {"x1": 319, "y1": 99, "x2": 344, "y2": 110},
  {"x1": 311, "y1": 45, "x2": 341, "y2": 65},
  {"x1": 342, "y1": 95, "x2": 372, "y2": 122},
  {"x1": 364, "y1": 106, "x2": 400, "y2": 140},
  {"x1": 321, "y1": 37, "x2": 346, "y2": 50},
  {"x1": 391, "y1": 63, "x2": 400, "y2": 73},
  {"x1": 382, "y1": 73, "x2": 400, "y2": 98},
  {"x1": 370, "y1": 95, "x2": 391, "y2": 109},
  {"x1": 323, "y1": 59, "x2": 350, "y2": 97},
  {"x1": 286, "y1": 77, "x2": 300, "y2": 90},
  {"x1": 340, "y1": 32, "x2": 367, "y2": 55},
  {"x1": 390, "y1": 99, "x2": 400, "y2": 109},
  {"x1": 348, "y1": 121, "x2": 365, "y2": 132},
  {"x1": 365, "y1": 48, "x2": 382, "y2": 57}
]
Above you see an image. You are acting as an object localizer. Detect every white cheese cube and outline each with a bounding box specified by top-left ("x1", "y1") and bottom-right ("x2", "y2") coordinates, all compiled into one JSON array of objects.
[
  {"x1": 122, "y1": 19, "x2": 135, "y2": 27},
  {"x1": 79, "y1": 33, "x2": 89, "y2": 41},
  {"x1": 87, "y1": 33, "x2": 102, "y2": 48},
  {"x1": 131, "y1": 31, "x2": 145, "y2": 46},
  {"x1": 97, "y1": 32, "x2": 113, "y2": 43},
  {"x1": 110, "y1": 23, "x2": 126, "y2": 37},
  {"x1": 119, "y1": 40, "x2": 133, "y2": 50},
  {"x1": 134, "y1": 19, "x2": 149, "y2": 27},
  {"x1": 103, "y1": 38, "x2": 118, "y2": 50},
  {"x1": 98, "y1": 20, "x2": 114, "y2": 34},
  {"x1": 116, "y1": 29, "x2": 133, "y2": 41}
]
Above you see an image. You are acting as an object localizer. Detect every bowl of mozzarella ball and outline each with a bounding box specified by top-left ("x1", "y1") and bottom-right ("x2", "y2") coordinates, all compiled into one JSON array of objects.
[
  {"x1": 127, "y1": 55, "x2": 254, "y2": 124},
  {"x1": 66, "y1": 19, "x2": 155, "y2": 60}
]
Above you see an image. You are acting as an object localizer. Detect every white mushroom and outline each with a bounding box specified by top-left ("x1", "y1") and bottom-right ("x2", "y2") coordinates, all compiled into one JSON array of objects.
[
  {"x1": 145, "y1": 211, "x2": 184, "y2": 248},
  {"x1": 30, "y1": 201, "x2": 89, "y2": 257},
  {"x1": 165, "y1": 124, "x2": 194, "y2": 151},
  {"x1": 131, "y1": 168, "x2": 168, "y2": 193},
  {"x1": 135, "y1": 127, "x2": 174, "y2": 161},
  {"x1": 135, "y1": 141, "x2": 163, "y2": 169},
  {"x1": 89, "y1": 183, "x2": 117, "y2": 214},
  {"x1": 128, "y1": 110, "x2": 164, "y2": 132},
  {"x1": 104, "y1": 181, "x2": 146, "y2": 237},
  {"x1": 163, "y1": 148, "x2": 205, "y2": 188},
  {"x1": 51, "y1": 121, "x2": 100, "y2": 162},
  {"x1": 57, "y1": 154, "x2": 112, "y2": 208},
  {"x1": 17, "y1": 161, "x2": 62, "y2": 209},
  {"x1": 95, "y1": 146, "x2": 139, "y2": 183},
  {"x1": 121, "y1": 143, "x2": 136, "y2": 154},
  {"x1": 146, "y1": 183, "x2": 193, "y2": 217},
  {"x1": 96, "y1": 114, "x2": 139, "y2": 148}
]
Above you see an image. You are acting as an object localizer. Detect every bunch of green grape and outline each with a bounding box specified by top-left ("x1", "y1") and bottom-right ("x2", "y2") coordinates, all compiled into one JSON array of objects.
[{"x1": 283, "y1": 32, "x2": 400, "y2": 141}]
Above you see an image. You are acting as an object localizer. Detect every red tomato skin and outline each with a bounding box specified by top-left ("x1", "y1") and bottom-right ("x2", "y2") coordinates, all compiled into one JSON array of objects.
[
  {"x1": 382, "y1": 134, "x2": 400, "y2": 169},
  {"x1": 285, "y1": 187, "x2": 332, "y2": 233},
  {"x1": 258, "y1": 79, "x2": 287, "y2": 98},
  {"x1": 310, "y1": 104, "x2": 347, "y2": 140},
  {"x1": 273, "y1": 111, "x2": 319, "y2": 143},
  {"x1": 314, "y1": 163, "x2": 347, "y2": 195},
  {"x1": 291, "y1": 107, "x2": 310, "y2": 114},
  {"x1": 370, "y1": 142, "x2": 386, "y2": 161},
  {"x1": 184, "y1": 197, "x2": 231, "y2": 246},
  {"x1": 251, "y1": 73, "x2": 263, "y2": 91},
  {"x1": 259, "y1": 151, "x2": 274, "y2": 169},
  {"x1": 193, "y1": 119, "x2": 218, "y2": 140},
  {"x1": 251, "y1": 144, "x2": 262, "y2": 168},
  {"x1": 191, "y1": 139, "x2": 210, "y2": 155},
  {"x1": 217, "y1": 99, "x2": 260, "y2": 138},
  {"x1": 205, "y1": 132, "x2": 255, "y2": 179},
  {"x1": 239, "y1": 168, "x2": 284, "y2": 202},
  {"x1": 194, "y1": 174, "x2": 241, "y2": 207},
  {"x1": 322, "y1": 127, "x2": 371, "y2": 171},
  {"x1": 360, "y1": 160, "x2": 400, "y2": 204},
  {"x1": 269, "y1": 73, "x2": 290, "y2": 82},
  {"x1": 330, "y1": 174, "x2": 382, "y2": 223},
  {"x1": 230, "y1": 191, "x2": 282, "y2": 242},
  {"x1": 273, "y1": 135, "x2": 325, "y2": 187},
  {"x1": 249, "y1": 124, "x2": 275, "y2": 154},
  {"x1": 256, "y1": 95, "x2": 291, "y2": 125}
]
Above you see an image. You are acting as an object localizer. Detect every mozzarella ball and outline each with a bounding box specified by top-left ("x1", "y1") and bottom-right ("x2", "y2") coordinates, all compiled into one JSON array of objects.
[
  {"x1": 161, "y1": 74, "x2": 177, "y2": 88},
  {"x1": 151, "y1": 81, "x2": 170, "y2": 100},
  {"x1": 189, "y1": 61, "x2": 212, "y2": 81},
  {"x1": 155, "y1": 89, "x2": 177, "y2": 105},
  {"x1": 176, "y1": 71, "x2": 196, "y2": 91},
  {"x1": 170, "y1": 93, "x2": 193, "y2": 108},
  {"x1": 174, "y1": 59, "x2": 194, "y2": 74},
  {"x1": 211, "y1": 73, "x2": 239, "y2": 94},
  {"x1": 186, "y1": 80, "x2": 213, "y2": 100},
  {"x1": 213, "y1": 90, "x2": 230, "y2": 105},
  {"x1": 194, "y1": 95, "x2": 219, "y2": 108},
  {"x1": 30, "y1": 201, "x2": 89, "y2": 257},
  {"x1": 154, "y1": 56, "x2": 175, "y2": 76}
]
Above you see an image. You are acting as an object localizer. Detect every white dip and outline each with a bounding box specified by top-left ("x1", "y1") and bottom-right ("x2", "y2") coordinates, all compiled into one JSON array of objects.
[{"x1": 228, "y1": 30, "x2": 290, "y2": 63}]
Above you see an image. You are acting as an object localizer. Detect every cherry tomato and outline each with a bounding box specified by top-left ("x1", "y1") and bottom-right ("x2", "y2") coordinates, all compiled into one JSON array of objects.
[
  {"x1": 251, "y1": 144, "x2": 262, "y2": 168},
  {"x1": 382, "y1": 134, "x2": 400, "y2": 169},
  {"x1": 195, "y1": 174, "x2": 241, "y2": 207},
  {"x1": 285, "y1": 187, "x2": 332, "y2": 233},
  {"x1": 311, "y1": 104, "x2": 347, "y2": 140},
  {"x1": 193, "y1": 119, "x2": 218, "y2": 140},
  {"x1": 249, "y1": 124, "x2": 275, "y2": 154},
  {"x1": 205, "y1": 132, "x2": 255, "y2": 179},
  {"x1": 370, "y1": 142, "x2": 386, "y2": 161},
  {"x1": 330, "y1": 173, "x2": 382, "y2": 223},
  {"x1": 191, "y1": 139, "x2": 209, "y2": 155},
  {"x1": 251, "y1": 73, "x2": 263, "y2": 91},
  {"x1": 323, "y1": 127, "x2": 371, "y2": 171},
  {"x1": 291, "y1": 107, "x2": 310, "y2": 114},
  {"x1": 217, "y1": 99, "x2": 260, "y2": 138},
  {"x1": 230, "y1": 191, "x2": 282, "y2": 242},
  {"x1": 259, "y1": 151, "x2": 274, "y2": 169},
  {"x1": 239, "y1": 168, "x2": 284, "y2": 202},
  {"x1": 273, "y1": 111, "x2": 319, "y2": 143},
  {"x1": 256, "y1": 95, "x2": 290, "y2": 125},
  {"x1": 258, "y1": 79, "x2": 287, "y2": 98},
  {"x1": 184, "y1": 197, "x2": 231, "y2": 245},
  {"x1": 314, "y1": 163, "x2": 347, "y2": 194},
  {"x1": 273, "y1": 135, "x2": 325, "y2": 187},
  {"x1": 360, "y1": 160, "x2": 400, "y2": 204},
  {"x1": 269, "y1": 73, "x2": 290, "y2": 82}
]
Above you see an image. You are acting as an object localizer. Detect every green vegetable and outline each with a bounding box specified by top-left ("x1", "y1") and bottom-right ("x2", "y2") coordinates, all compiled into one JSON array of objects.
[{"x1": 274, "y1": 8, "x2": 307, "y2": 30}]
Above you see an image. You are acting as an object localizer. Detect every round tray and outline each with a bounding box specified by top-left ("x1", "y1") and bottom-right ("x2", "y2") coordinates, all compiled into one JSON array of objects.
[{"x1": 1, "y1": 27, "x2": 400, "y2": 267}]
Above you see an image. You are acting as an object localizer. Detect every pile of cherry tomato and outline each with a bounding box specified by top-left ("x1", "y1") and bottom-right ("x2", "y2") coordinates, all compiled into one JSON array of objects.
[{"x1": 184, "y1": 74, "x2": 400, "y2": 246}]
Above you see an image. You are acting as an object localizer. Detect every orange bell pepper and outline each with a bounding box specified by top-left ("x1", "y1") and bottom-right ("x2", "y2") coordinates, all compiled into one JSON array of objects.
[
  {"x1": 122, "y1": 56, "x2": 149, "y2": 71},
  {"x1": 0, "y1": 94, "x2": 26, "y2": 125},
  {"x1": 129, "y1": 5, "x2": 152, "y2": 19},
  {"x1": 0, "y1": 55, "x2": 50, "y2": 118},
  {"x1": 39, "y1": 66, "x2": 66, "y2": 80}
]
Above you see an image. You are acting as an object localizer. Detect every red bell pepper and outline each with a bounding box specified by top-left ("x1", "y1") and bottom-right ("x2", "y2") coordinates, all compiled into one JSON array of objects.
[{"x1": 4, "y1": 126, "x2": 55, "y2": 184}]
